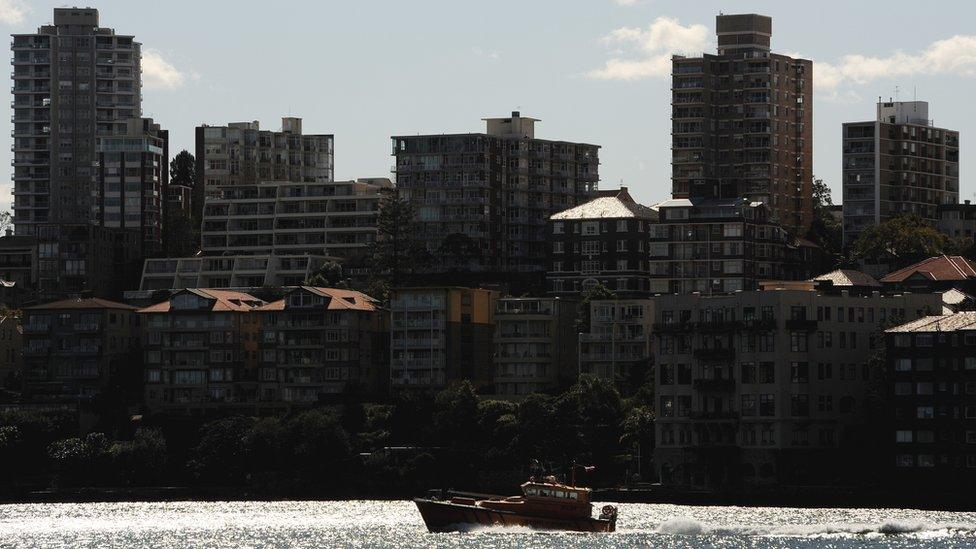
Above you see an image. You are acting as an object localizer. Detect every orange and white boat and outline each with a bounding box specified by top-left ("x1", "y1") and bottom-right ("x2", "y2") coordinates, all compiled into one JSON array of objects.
[{"x1": 414, "y1": 475, "x2": 618, "y2": 533}]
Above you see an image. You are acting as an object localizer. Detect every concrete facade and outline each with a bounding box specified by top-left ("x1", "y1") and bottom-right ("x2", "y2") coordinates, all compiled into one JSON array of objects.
[{"x1": 493, "y1": 297, "x2": 579, "y2": 396}]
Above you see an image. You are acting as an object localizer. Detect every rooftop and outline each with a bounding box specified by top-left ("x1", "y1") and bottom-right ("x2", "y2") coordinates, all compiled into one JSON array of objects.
[
  {"x1": 881, "y1": 255, "x2": 976, "y2": 283},
  {"x1": 138, "y1": 288, "x2": 264, "y2": 313},
  {"x1": 886, "y1": 311, "x2": 976, "y2": 333},
  {"x1": 256, "y1": 287, "x2": 379, "y2": 312},
  {"x1": 28, "y1": 297, "x2": 137, "y2": 311},
  {"x1": 811, "y1": 269, "x2": 881, "y2": 288},
  {"x1": 550, "y1": 188, "x2": 657, "y2": 220}
]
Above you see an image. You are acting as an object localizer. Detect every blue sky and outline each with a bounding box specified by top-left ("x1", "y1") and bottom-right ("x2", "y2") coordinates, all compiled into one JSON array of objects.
[{"x1": 3, "y1": 0, "x2": 976, "y2": 208}]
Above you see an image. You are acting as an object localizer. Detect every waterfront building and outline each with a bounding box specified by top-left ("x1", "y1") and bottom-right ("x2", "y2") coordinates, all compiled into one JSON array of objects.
[
  {"x1": 0, "y1": 233, "x2": 37, "y2": 307},
  {"x1": 652, "y1": 280, "x2": 943, "y2": 487},
  {"x1": 885, "y1": 312, "x2": 976, "y2": 488},
  {"x1": 578, "y1": 299, "x2": 655, "y2": 391},
  {"x1": 0, "y1": 315, "x2": 23, "y2": 390},
  {"x1": 139, "y1": 289, "x2": 264, "y2": 414},
  {"x1": 671, "y1": 14, "x2": 813, "y2": 235},
  {"x1": 842, "y1": 101, "x2": 959, "y2": 246},
  {"x1": 547, "y1": 188, "x2": 657, "y2": 297},
  {"x1": 254, "y1": 287, "x2": 387, "y2": 404},
  {"x1": 389, "y1": 287, "x2": 499, "y2": 391},
  {"x1": 392, "y1": 112, "x2": 599, "y2": 285},
  {"x1": 493, "y1": 297, "x2": 579, "y2": 396},
  {"x1": 648, "y1": 198, "x2": 802, "y2": 294},
  {"x1": 200, "y1": 178, "x2": 390, "y2": 275},
  {"x1": 194, "y1": 117, "x2": 334, "y2": 220},
  {"x1": 21, "y1": 297, "x2": 140, "y2": 417},
  {"x1": 12, "y1": 8, "x2": 144, "y2": 298},
  {"x1": 138, "y1": 254, "x2": 331, "y2": 291}
]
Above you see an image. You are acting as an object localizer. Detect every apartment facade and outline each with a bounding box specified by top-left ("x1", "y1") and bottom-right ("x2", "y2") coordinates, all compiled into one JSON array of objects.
[
  {"x1": 12, "y1": 8, "x2": 143, "y2": 298},
  {"x1": 579, "y1": 299, "x2": 655, "y2": 391},
  {"x1": 494, "y1": 297, "x2": 578, "y2": 396},
  {"x1": 671, "y1": 14, "x2": 813, "y2": 234},
  {"x1": 842, "y1": 101, "x2": 959, "y2": 246},
  {"x1": 652, "y1": 284, "x2": 942, "y2": 488},
  {"x1": 95, "y1": 117, "x2": 168, "y2": 258},
  {"x1": 389, "y1": 287, "x2": 498, "y2": 391},
  {"x1": 886, "y1": 312, "x2": 976, "y2": 489},
  {"x1": 547, "y1": 188, "x2": 657, "y2": 297},
  {"x1": 200, "y1": 178, "x2": 391, "y2": 273},
  {"x1": 139, "y1": 254, "x2": 330, "y2": 291},
  {"x1": 254, "y1": 287, "x2": 387, "y2": 404},
  {"x1": 0, "y1": 315, "x2": 23, "y2": 390},
  {"x1": 21, "y1": 298, "x2": 140, "y2": 411},
  {"x1": 194, "y1": 117, "x2": 334, "y2": 220},
  {"x1": 938, "y1": 201, "x2": 976, "y2": 241},
  {"x1": 139, "y1": 289, "x2": 264, "y2": 414},
  {"x1": 649, "y1": 198, "x2": 798, "y2": 295},
  {"x1": 392, "y1": 112, "x2": 599, "y2": 281}
]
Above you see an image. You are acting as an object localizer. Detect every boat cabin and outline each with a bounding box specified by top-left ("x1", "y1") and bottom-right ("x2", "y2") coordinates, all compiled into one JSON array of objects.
[{"x1": 521, "y1": 480, "x2": 591, "y2": 504}]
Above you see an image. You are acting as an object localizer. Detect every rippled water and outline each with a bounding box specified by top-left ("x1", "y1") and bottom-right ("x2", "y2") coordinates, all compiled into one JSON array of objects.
[{"x1": 2, "y1": 500, "x2": 976, "y2": 548}]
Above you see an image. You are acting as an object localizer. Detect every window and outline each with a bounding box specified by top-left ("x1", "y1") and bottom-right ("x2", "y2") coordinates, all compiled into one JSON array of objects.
[
  {"x1": 758, "y1": 362, "x2": 775, "y2": 383},
  {"x1": 791, "y1": 394, "x2": 809, "y2": 417},
  {"x1": 660, "y1": 396, "x2": 674, "y2": 417},
  {"x1": 790, "y1": 332, "x2": 807, "y2": 352},
  {"x1": 659, "y1": 364, "x2": 675, "y2": 385},
  {"x1": 896, "y1": 430, "x2": 913, "y2": 443},
  {"x1": 759, "y1": 394, "x2": 775, "y2": 416},
  {"x1": 616, "y1": 220, "x2": 628, "y2": 232},
  {"x1": 895, "y1": 358, "x2": 912, "y2": 372},
  {"x1": 553, "y1": 222, "x2": 564, "y2": 234},
  {"x1": 917, "y1": 406, "x2": 934, "y2": 419},
  {"x1": 552, "y1": 241, "x2": 564, "y2": 254},
  {"x1": 790, "y1": 362, "x2": 809, "y2": 383},
  {"x1": 741, "y1": 394, "x2": 756, "y2": 416}
]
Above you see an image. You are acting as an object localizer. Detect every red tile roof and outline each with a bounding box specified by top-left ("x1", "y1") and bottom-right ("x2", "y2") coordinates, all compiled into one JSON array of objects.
[
  {"x1": 255, "y1": 287, "x2": 379, "y2": 312},
  {"x1": 28, "y1": 297, "x2": 137, "y2": 311},
  {"x1": 137, "y1": 288, "x2": 264, "y2": 313},
  {"x1": 881, "y1": 255, "x2": 976, "y2": 283}
]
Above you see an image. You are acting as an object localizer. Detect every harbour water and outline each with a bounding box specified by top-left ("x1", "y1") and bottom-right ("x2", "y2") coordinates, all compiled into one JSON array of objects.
[{"x1": 2, "y1": 500, "x2": 976, "y2": 548}]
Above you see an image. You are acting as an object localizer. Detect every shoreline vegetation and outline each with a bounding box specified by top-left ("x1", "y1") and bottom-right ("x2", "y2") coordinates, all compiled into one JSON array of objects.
[{"x1": 1, "y1": 375, "x2": 972, "y2": 511}]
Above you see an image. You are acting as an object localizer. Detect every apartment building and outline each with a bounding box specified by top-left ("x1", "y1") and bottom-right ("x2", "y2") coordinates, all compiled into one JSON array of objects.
[
  {"x1": 843, "y1": 101, "x2": 959, "y2": 246},
  {"x1": 0, "y1": 234, "x2": 37, "y2": 306},
  {"x1": 0, "y1": 315, "x2": 23, "y2": 390},
  {"x1": 139, "y1": 254, "x2": 330, "y2": 291},
  {"x1": 578, "y1": 299, "x2": 655, "y2": 391},
  {"x1": 671, "y1": 14, "x2": 813, "y2": 234},
  {"x1": 254, "y1": 287, "x2": 387, "y2": 404},
  {"x1": 652, "y1": 280, "x2": 943, "y2": 488},
  {"x1": 139, "y1": 289, "x2": 264, "y2": 414},
  {"x1": 547, "y1": 188, "x2": 658, "y2": 297},
  {"x1": 12, "y1": 8, "x2": 143, "y2": 298},
  {"x1": 649, "y1": 198, "x2": 799, "y2": 294},
  {"x1": 21, "y1": 297, "x2": 140, "y2": 413},
  {"x1": 886, "y1": 312, "x2": 976, "y2": 489},
  {"x1": 95, "y1": 117, "x2": 168, "y2": 259},
  {"x1": 200, "y1": 178, "x2": 391, "y2": 273},
  {"x1": 389, "y1": 287, "x2": 498, "y2": 391},
  {"x1": 392, "y1": 112, "x2": 599, "y2": 284},
  {"x1": 938, "y1": 201, "x2": 976, "y2": 240},
  {"x1": 493, "y1": 297, "x2": 578, "y2": 396},
  {"x1": 194, "y1": 117, "x2": 334, "y2": 220}
]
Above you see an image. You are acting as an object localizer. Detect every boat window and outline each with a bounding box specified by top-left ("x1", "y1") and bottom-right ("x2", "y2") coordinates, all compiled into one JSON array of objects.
[
  {"x1": 555, "y1": 491, "x2": 565, "y2": 498},
  {"x1": 539, "y1": 489, "x2": 551, "y2": 497},
  {"x1": 569, "y1": 492, "x2": 578, "y2": 500},
  {"x1": 526, "y1": 488, "x2": 537, "y2": 496}
]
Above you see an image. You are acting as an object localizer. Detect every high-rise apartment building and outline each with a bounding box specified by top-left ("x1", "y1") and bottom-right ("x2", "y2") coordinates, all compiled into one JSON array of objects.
[
  {"x1": 96, "y1": 117, "x2": 168, "y2": 258},
  {"x1": 12, "y1": 8, "x2": 145, "y2": 298},
  {"x1": 194, "y1": 117, "x2": 334, "y2": 221},
  {"x1": 842, "y1": 101, "x2": 959, "y2": 246},
  {"x1": 671, "y1": 14, "x2": 813, "y2": 235},
  {"x1": 392, "y1": 112, "x2": 599, "y2": 283}
]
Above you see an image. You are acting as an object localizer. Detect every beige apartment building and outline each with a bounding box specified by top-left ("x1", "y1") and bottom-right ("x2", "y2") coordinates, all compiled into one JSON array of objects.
[
  {"x1": 579, "y1": 299, "x2": 655, "y2": 391},
  {"x1": 493, "y1": 297, "x2": 578, "y2": 396},
  {"x1": 652, "y1": 273, "x2": 945, "y2": 487}
]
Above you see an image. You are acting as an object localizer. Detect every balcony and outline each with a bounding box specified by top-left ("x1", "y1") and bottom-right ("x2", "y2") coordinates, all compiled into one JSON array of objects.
[
  {"x1": 693, "y1": 378, "x2": 735, "y2": 391},
  {"x1": 693, "y1": 348, "x2": 734, "y2": 361},
  {"x1": 785, "y1": 319, "x2": 818, "y2": 331},
  {"x1": 689, "y1": 411, "x2": 739, "y2": 420},
  {"x1": 742, "y1": 318, "x2": 777, "y2": 331}
]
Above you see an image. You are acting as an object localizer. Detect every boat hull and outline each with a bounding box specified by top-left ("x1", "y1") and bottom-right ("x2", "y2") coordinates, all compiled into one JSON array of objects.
[{"x1": 414, "y1": 498, "x2": 615, "y2": 533}]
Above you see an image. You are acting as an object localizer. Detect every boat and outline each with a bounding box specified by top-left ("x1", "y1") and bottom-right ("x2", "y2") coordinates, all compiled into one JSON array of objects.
[{"x1": 414, "y1": 475, "x2": 618, "y2": 533}]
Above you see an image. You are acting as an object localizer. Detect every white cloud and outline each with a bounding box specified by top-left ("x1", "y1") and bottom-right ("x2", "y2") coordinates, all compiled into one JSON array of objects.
[
  {"x1": 587, "y1": 17, "x2": 709, "y2": 80},
  {"x1": 142, "y1": 49, "x2": 191, "y2": 90},
  {"x1": 472, "y1": 47, "x2": 500, "y2": 60},
  {"x1": 612, "y1": 0, "x2": 640, "y2": 5},
  {"x1": 0, "y1": 0, "x2": 28, "y2": 26},
  {"x1": 816, "y1": 35, "x2": 976, "y2": 95}
]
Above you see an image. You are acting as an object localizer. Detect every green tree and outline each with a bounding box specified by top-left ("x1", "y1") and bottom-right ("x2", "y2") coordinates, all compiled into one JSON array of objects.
[
  {"x1": 806, "y1": 178, "x2": 843, "y2": 258},
  {"x1": 431, "y1": 381, "x2": 481, "y2": 448},
  {"x1": 368, "y1": 191, "x2": 428, "y2": 286},
  {"x1": 576, "y1": 283, "x2": 616, "y2": 332},
  {"x1": 109, "y1": 428, "x2": 168, "y2": 485},
  {"x1": 170, "y1": 150, "x2": 196, "y2": 188},
  {"x1": 189, "y1": 416, "x2": 255, "y2": 484},
  {"x1": 438, "y1": 233, "x2": 482, "y2": 272},
  {"x1": 305, "y1": 261, "x2": 348, "y2": 288},
  {"x1": 851, "y1": 214, "x2": 968, "y2": 270},
  {"x1": 0, "y1": 211, "x2": 12, "y2": 234}
]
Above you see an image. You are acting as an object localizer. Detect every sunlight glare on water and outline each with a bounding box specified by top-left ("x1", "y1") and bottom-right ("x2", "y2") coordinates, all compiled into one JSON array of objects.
[{"x1": 3, "y1": 500, "x2": 976, "y2": 548}]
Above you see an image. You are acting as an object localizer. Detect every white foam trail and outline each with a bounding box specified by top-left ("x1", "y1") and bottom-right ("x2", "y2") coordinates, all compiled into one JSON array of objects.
[{"x1": 649, "y1": 516, "x2": 976, "y2": 538}]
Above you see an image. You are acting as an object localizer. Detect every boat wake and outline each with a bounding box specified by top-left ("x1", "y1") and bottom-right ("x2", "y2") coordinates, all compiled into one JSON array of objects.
[
  {"x1": 445, "y1": 523, "x2": 549, "y2": 534},
  {"x1": 650, "y1": 517, "x2": 976, "y2": 538}
]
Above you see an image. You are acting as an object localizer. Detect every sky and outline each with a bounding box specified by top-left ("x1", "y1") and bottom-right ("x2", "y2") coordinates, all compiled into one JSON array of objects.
[{"x1": 3, "y1": 0, "x2": 976, "y2": 208}]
